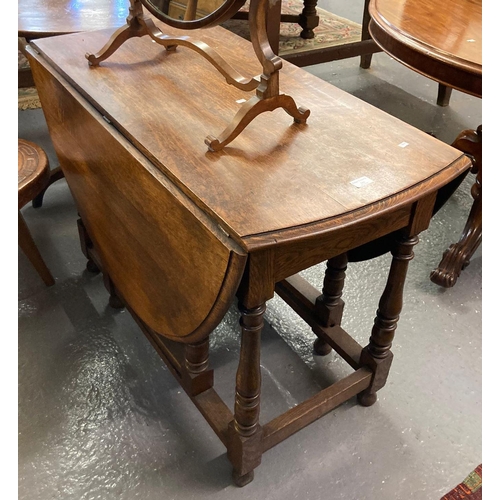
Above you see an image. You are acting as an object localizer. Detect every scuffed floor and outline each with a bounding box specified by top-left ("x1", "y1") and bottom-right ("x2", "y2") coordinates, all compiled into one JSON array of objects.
[{"x1": 18, "y1": 2, "x2": 481, "y2": 498}]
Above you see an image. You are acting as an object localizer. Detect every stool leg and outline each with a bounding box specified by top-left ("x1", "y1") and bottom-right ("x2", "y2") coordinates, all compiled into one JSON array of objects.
[
  {"x1": 32, "y1": 167, "x2": 64, "y2": 209},
  {"x1": 358, "y1": 235, "x2": 418, "y2": 406},
  {"x1": 313, "y1": 253, "x2": 348, "y2": 355},
  {"x1": 227, "y1": 302, "x2": 265, "y2": 487},
  {"x1": 18, "y1": 211, "x2": 55, "y2": 286}
]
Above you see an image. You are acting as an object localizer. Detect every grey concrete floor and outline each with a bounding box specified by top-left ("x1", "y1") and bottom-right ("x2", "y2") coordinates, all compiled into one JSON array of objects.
[{"x1": 18, "y1": 1, "x2": 482, "y2": 498}]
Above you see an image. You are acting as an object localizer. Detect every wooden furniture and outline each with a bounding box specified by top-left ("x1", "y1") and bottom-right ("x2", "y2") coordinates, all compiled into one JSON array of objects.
[
  {"x1": 18, "y1": 139, "x2": 55, "y2": 287},
  {"x1": 18, "y1": 0, "x2": 127, "y2": 87},
  {"x1": 18, "y1": 0, "x2": 127, "y2": 207},
  {"x1": 232, "y1": 0, "x2": 381, "y2": 71},
  {"x1": 368, "y1": 0, "x2": 482, "y2": 287},
  {"x1": 86, "y1": 0, "x2": 309, "y2": 151},
  {"x1": 26, "y1": 23, "x2": 470, "y2": 486}
]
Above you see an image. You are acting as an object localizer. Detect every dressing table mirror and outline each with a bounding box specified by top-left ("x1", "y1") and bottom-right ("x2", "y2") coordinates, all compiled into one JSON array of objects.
[{"x1": 86, "y1": 0, "x2": 310, "y2": 151}]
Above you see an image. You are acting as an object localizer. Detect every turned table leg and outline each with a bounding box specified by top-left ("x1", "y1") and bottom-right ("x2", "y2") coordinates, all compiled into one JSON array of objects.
[
  {"x1": 358, "y1": 235, "x2": 418, "y2": 406},
  {"x1": 298, "y1": 0, "x2": 320, "y2": 39},
  {"x1": 185, "y1": 338, "x2": 210, "y2": 375},
  {"x1": 313, "y1": 253, "x2": 348, "y2": 355},
  {"x1": 227, "y1": 302, "x2": 265, "y2": 487},
  {"x1": 431, "y1": 125, "x2": 482, "y2": 287}
]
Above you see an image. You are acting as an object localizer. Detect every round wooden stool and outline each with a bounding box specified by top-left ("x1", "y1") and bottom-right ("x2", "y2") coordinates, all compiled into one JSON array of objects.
[{"x1": 18, "y1": 138, "x2": 55, "y2": 286}]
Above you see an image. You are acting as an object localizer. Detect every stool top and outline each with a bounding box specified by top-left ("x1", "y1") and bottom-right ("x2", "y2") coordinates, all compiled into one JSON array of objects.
[{"x1": 18, "y1": 138, "x2": 50, "y2": 209}]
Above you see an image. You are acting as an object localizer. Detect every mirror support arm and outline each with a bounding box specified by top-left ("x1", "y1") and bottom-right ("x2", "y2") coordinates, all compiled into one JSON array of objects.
[{"x1": 85, "y1": 0, "x2": 310, "y2": 151}]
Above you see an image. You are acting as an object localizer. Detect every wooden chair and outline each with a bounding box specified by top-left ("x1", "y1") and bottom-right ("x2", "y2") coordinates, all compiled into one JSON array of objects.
[{"x1": 18, "y1": 138, "x2": 55, "y2": 286}]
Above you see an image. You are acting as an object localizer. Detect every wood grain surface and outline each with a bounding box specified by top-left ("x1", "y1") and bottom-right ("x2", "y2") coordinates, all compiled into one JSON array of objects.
[
  {"x1": 18, "y1": 0, "x2": 128, "y2": 38},
  {"x1": 30, "y1": 24, "x2": 469, "y2": 242},
  {"x1": 369, "y1": 0, "x2": 481, "y2": 96}
]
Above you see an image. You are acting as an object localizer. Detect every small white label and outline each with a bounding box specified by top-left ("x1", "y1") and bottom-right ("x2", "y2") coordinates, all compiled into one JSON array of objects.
[
  {"x1": 398, "y1": 141, "x2": 409, "y2": 148},
  {"x1": 350, "y1": 176, "x2": 373, "y2": 188},
  {"x1": 467, "y1": 39, "x2": 476, "y2": 42},
  {"x1": 236, "y1": 99, "x2": 246, "y2": 104}
]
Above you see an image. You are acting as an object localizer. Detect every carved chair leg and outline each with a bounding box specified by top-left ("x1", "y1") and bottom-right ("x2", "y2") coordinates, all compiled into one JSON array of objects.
[
  {"x1": 431, "y1": 126, "x2": 482, "y2": 287},
  {"x1": 358, "y1": 235, "x2": 418, "y2": 406},
  {"x1": 298, "y1": 0, "x2": 320, "y2": 40},
  {"x1": 227, "y1": 302, "x2": 265, "y2": 487},
  {"x1": 313, "y1": 253, "x2": 348, "y2": 355}
]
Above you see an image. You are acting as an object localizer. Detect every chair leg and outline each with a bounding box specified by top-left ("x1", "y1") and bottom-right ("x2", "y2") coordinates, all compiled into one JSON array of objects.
[
  {"x1": 18, "y1": 211, "x2": 55, "y2": 286},
  {"x1": 32, "y1": 167, "x2": 64, "y2": 209}
]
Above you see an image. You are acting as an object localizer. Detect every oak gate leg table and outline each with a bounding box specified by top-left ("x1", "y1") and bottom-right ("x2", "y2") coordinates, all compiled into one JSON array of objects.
[
  {"x1": 368, "y1": 0, "x2": 482, "y2": 287},
  {"x1": 26, "y1": 23, "x2": 470, "y2": 486}
]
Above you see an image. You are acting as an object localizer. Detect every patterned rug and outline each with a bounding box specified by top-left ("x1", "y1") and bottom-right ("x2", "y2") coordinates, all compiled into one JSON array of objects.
[
  {"x1": 221, "y1": 0, "x2": 362, "y2": 56},
  {"x1": 441, "y1": 464, "x2": 482, "y2": 499},
  {"x1": 18, "y1": 0, "x2": 361, "y2": 110},
  {"x1": 18, "y1": 51, "x2": 42, "y2": 110}
]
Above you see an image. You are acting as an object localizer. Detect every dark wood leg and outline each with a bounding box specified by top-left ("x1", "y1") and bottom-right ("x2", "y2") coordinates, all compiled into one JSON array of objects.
[
  {"x1": 431, "y1": 126, "x2": 482, "y2": 287},
  {"x1": 437, "y1": 83, "x2": 452, "y2": 107},
  {"x1": 77, "y1": 218, "x2": 101, "y2": 274},
  {"x1": 185, "y1": 338, "x2": 210, "y2": 375},
  {"x1": 86, "y1": 258, "x2": 100, "y2": 273},
  {"x1": 182, "y1": 337, "x2": 214, "y2": 396},
  {"x1": 360, "y1": 0, "x2": 373, "y2": 69},
  {"x1": 18, "y1": 211, "x2": 55, "y2": 286},
  {"x1": 32, "y1": 167, "x2": 65, "y2": 208},
  {"x1": 298, "y1": 0, "x2": 320, "y2": 39},
  {"x1": 358, "y1": 235, "x2": 418, "y2": 406},
  {"x1": 103, "y1": 273, "x2": 125, "y2": 309},
  {"x1": 227, "y1": 302, "x2": 265, "y2": 487},
  {"x1": 313, "y1": 253, "x2": 348, "y2": 355}
]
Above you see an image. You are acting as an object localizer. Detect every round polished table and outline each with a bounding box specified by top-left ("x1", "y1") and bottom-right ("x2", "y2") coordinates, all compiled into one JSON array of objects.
[
  {"x1": 368, "y1": 0, "x2": 482, "y2": 287},
  {"x1": 18, "y1": 0, "x2": 129, "y2": 39}
]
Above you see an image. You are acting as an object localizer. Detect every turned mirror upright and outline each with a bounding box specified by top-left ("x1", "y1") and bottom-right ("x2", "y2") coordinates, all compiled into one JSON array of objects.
[{"x1": 86, "y1": 0, "x2": 310, "y2": 151}]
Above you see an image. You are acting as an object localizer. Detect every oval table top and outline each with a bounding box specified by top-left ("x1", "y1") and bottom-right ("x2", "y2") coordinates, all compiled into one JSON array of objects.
[
  {"x1": 368, "y1": 0, "x2": 482, "y2": 97},
  {"x1": 18, "y1": 0, "x2": 129, "y2": 39}
]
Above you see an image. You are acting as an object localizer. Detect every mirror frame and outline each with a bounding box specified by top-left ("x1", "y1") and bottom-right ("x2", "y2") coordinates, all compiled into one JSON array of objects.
[{"x1": 141, "y1": 0, "x2": 247, "y2": 29}]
